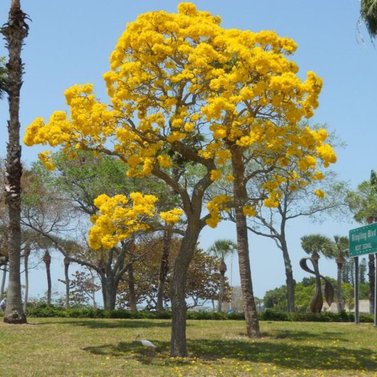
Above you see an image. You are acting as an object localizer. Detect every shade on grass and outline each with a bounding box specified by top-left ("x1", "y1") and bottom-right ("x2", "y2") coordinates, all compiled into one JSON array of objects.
[{"x1": 0, "y1": 318, "x2": 376, "y2": 376}]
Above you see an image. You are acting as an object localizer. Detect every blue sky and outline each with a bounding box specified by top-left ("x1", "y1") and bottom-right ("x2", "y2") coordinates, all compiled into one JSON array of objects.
[{"x1": 0, "y1": 1, "x2": 376, "y2": 302}]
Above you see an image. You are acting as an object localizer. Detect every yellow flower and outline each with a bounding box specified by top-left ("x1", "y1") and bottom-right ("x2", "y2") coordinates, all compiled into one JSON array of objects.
[
  {"x1": 160, "y1": 208, "x2": 183, "y2": 224},
  {"x1": 210, "y1": 169, "x2": 222, "y2": 181},
  {"x1": 242, "y1": 205, "x2": 256, "y2": 217},
  {"x1": 314, "y1": 189, "x2": 325, "y2": 199}
]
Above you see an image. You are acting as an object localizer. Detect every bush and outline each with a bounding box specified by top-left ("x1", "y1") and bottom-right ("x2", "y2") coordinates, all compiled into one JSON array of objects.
[
  {"x1": 261, "y1": 309, "x2": 289, "y2": 321},
  {"x1": 24, "y1": 303, "x2": 374, "y2": 323}
]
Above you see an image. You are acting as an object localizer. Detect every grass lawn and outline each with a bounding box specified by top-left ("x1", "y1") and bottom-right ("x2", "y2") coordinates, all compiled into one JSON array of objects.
[{"x1": 0, "y1": 318, "x2": 376, "y2": 376}]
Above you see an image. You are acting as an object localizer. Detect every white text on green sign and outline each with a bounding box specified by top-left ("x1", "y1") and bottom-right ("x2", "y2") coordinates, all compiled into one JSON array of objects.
[{"x1": 349, "y1": 223, "x2": 377, "y2": 257}]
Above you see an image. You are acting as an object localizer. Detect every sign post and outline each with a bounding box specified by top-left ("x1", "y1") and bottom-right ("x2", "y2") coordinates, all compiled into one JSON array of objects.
[{"x1": 349, "y1": 223, "x2": 377, "y2": 326}]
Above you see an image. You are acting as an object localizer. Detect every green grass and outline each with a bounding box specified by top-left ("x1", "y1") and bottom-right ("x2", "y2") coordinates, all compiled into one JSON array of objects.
[{"x1": 0, "y1": 318, "x2": 376, "y2": 376}]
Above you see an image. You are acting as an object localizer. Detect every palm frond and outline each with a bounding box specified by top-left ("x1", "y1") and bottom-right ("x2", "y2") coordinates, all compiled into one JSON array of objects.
[{"x1": 361, "y1": 0, "x2": 377, "y2": 38}]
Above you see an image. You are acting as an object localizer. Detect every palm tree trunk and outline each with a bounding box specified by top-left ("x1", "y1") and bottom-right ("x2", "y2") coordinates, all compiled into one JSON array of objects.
[
  {"x1": 157, "y1": 226, "x2": 172, "y2": 312},
  {"x1": 336, "y1": 257, "x2": 345, "y2": 312},
  {"x1": 1, "y1": 0, "x2": 28, "y2": 324},
  {"x1": 231, "y1": 148, "x2": 260, "y2": 338},
  {"x1": 43, "y1": 250, "x2": 52, "y2": 305},
  {"x1": 217, "y1": 260, "x2": 227, "y2": 312},
  {"x1": 64, "y1": 257, "x2": 70, "y2": 308},
  {"x1": 23, "y1": 245, "x2": 30, "y2": 313},
  {"x1": 310, "y1": 252, "x2": 323, "y2": 313}
]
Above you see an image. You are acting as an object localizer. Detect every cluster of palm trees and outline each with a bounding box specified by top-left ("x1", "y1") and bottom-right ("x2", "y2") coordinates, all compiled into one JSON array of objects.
[{"x1": 301, "y1": 234, "x2": 349, "y2": 312}]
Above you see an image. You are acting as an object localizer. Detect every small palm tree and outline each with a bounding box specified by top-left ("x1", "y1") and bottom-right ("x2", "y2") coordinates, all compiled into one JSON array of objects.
[
  {"x1": 208, "y1": 239, "x2": 236, "y2": 312},
  {"x1": 332, "y1": 236, "x2": 349, "y2": 312},
  {"x1": 301, "y1": 234, "x2": 349, "y2": 313},
  {"x1": 301, "y1": 234, "x2": 335, "y2": 313}
]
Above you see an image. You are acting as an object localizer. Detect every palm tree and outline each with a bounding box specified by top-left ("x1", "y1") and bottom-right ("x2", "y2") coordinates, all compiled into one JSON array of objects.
[
  {"x1": 63, "y1": 257, "x2": 70, "y2": 308},
  {"x1": 332, "y1": 236, "x2": 349, "y2": 312},
  {"x1": 43, "y1": 249, "x2": 52, "y2": 305},
  {"x1": 1, "y1": 0, "x2": 29, "y2": 324},
  {"x1": 301, "y1": 234, "x2": 335, "y2": 313},
  {"x1": 208, "y1": 239, "x2": 236, "y2": 312},
  {"x1": 361, "y1": 0, "x2": 377, "y2": 39}
]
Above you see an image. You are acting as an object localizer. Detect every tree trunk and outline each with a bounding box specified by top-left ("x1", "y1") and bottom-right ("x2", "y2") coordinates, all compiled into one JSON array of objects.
[
  {"x1": 310, "y1": 252, "x2": 323, "y2": 313},
  {"x1": 101, "y1": 276, "x2": 117, "y2": 310},
  {"x1": 89, "y1": 271, "x2": 97, "y2": 309},
  {"x1": 64, "y1": 257, "x2": 70, "y2": 308},
  {"x1": 1, "y1": 0, "x2": 28, "y2": 324},
  {"x1": 280, "y1": 238, "x2": 295, "y2": 312},
  {"x1": 231, "y1": 148, "x2": 260, "y2": 338},
  {"x1": 23, "y1": 245, "x2": 30, "y2": 313},
  {"x1": 336, "y1": 257, "x2": 345, "y2": 312},
  {"x1": 217, "y1": 259, "x2": 227, "y2": 312},
  {"x1": 43, "y1": 250, "x2": 52, "y2": 305},
  {"x1": 157, "y1": 226, "x2": 172, "y2": 312},
  {"x1": 170, "y1": 221, "x2": 201, "y2": 356},
  {"x1": 368, "y1": 253, "x2": 375, "y2": 314},
  {"x1": 127, "y1": 263, "x2": 137, "y2": 311}
]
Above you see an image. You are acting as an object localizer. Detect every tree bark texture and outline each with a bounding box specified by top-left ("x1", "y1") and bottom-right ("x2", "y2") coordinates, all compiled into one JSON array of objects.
[
  {"x1": 170, "y1": 221, "x2": 201, "y2": 356},
  {"x1": 2, "y1": 1, "x2": 28, "y2": 324},
  {"x1": 157, "y1": 227, "x2": 172, "y2": 312},
  {"x1": 231, "y1": 148, "x2": 260, "y2": 338},
  {"x1": 101, "y1": 275, "x2": 117, "y2": 310}
]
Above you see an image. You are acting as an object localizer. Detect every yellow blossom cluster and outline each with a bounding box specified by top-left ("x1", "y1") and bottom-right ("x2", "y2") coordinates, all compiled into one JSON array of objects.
[
  {"x1": 160, "y1": 208, "x2": 184, "y2": 224},
  {"x1": 206, "y1": 195, "x2": 231, "y2": 228},
  {"x1": 88, "y1": 192, "x2": 158, "y2": 250}
]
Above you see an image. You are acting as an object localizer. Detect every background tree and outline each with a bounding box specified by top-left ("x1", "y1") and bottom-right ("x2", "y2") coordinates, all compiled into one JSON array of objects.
[
  {"x1": 68, "y1": 270, "x2": 100, "y2": 308},
  {"x1": 264, "y1": 277, "x2": 367, "y2": 313},
  {"x1": 359, "y1": 257, "x2": 368, "y2": 284},
  {"x1": 21, "y1": 152, "x2": 177, "y2": 310},
  {"x1": 361, "y1": 0, "x2": 377, "y2": 39},
  {"x1": 116, "y1": 238, "x2": 230, "y2": 310},
  {"x1": 301, "y1": 234, "x2": 335, "y2": 312},
  {"x1": 43, "y1": 249, "x2": 52, "y2": 305},
  {"x1": 208, "y1": 239, "x2": 236, "y2": 312},
  {"x1": 332, "y1": 236, "x2": 349, "y2": 312},
  {"x1": 1, "y1": 0, "x2": 29, "y2": 323},
  {"x1": 242, "y1": 168, "x2": 346, "y2": 313},
  {"x1": 346, "y1": 170, "x2": 377, "y2": 314}
]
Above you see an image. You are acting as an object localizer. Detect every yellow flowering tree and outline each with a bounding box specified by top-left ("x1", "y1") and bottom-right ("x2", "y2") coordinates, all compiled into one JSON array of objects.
[{"x1": 24, "y1": 3, "x2": 337, "y2": 354}]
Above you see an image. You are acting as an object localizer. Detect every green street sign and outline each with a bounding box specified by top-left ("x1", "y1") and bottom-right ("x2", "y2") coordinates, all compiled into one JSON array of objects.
[{"x1": 349, "y1": 223, "x2": 377, "y2": 257}]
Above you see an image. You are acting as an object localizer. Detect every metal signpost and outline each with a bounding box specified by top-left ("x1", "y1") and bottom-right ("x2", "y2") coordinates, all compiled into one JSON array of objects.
[{"x1": 349, "y1": 223, "x2": 377, "y2": 326}]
